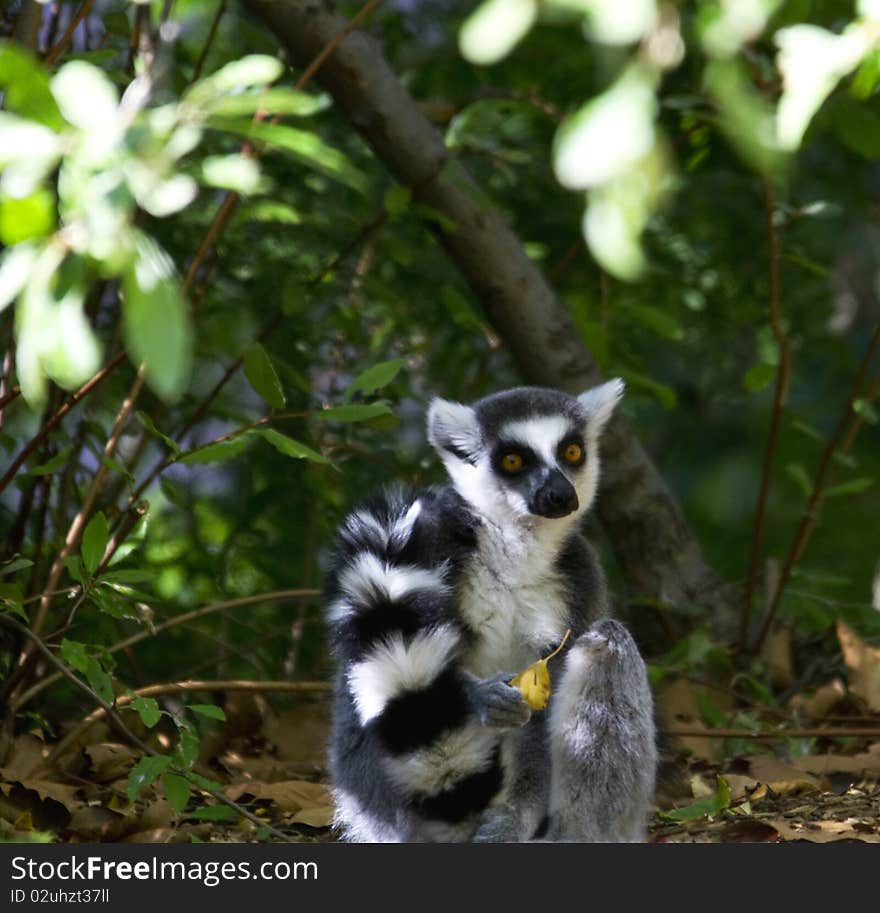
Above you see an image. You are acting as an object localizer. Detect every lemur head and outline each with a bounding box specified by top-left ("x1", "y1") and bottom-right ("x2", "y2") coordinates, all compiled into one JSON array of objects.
[{"x1": 427, "y1": 381, "x2": 623, "y2": 526}]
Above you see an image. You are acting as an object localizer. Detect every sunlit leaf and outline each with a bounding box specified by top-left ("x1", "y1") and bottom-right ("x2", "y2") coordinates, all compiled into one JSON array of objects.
[
  {"x1": 0, "y1": 43, "x2": 64, "y2": 129},
  {"x1": 206, "y1": 88, "x2": 330, "y2": 118},
  {"x1": 122, "y1": 234, "x2": 193, "y2": 402},
  {"x1": 0, "y1": 243, "x2": 38, "y2": 314},
  {"x1": 185, "y1": 54, "x2": 284, "y2": 107},
  {"x1": 580, "y1": 0, "x2": 658, "y2": 46},
  {"x1": 0, "y1": 190, "x2": 55, "y2": 245},
  {"x1": 201, "y1": 155, "x2": 262, "y2": 194},
  {"x1": 743, "y1": 362, "x2": 776, "y2": 392},
  {"x1": 776, "y1": 24, "x2": 868, "y2": 150},
  {"x1": 50, "y1": 61, "x2": 119, "y2": 130},
  {"x1": 459, "y1": 0, "x2": 538, "y2": 66},
  {"x1": 554, "y1": 65, "x2": 657, "y2": 190}
]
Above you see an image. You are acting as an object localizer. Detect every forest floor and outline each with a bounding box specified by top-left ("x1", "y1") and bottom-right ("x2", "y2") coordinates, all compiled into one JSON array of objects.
[{"x1": 2, "y1": 679, "x2": 879, "y2": 844}]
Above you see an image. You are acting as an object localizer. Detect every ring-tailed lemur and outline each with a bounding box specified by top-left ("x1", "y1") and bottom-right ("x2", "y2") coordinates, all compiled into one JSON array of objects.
[{"x1": 325, "y1": 381, "x2": 656, "y2": 842}]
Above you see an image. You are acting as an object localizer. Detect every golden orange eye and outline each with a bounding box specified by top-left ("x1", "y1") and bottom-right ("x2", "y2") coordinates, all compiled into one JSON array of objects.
[
  {"x1": 500, "y1": 453, "x2": 524, "y2": 473},
  {"x1": 563, "y1": 442, "x2": 584, "y2": 464}
]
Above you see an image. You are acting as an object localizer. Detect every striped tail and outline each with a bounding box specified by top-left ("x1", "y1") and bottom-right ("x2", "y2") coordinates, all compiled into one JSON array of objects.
[{"x1": 326, "y1": 488, "x2": 506, "y2": 841}]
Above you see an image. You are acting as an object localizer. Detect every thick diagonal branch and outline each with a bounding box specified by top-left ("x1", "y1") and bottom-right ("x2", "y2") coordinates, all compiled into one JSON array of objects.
[{"x1": 241, "y1": 0, "x2": 733, "y2": 627}]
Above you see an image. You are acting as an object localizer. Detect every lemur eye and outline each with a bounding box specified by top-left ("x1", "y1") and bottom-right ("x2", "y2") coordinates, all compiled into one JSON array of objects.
[
  {"x1": 563, "y1": 443, "x2": 584, "y2": 464},
  {"x1": 500, "y1": 453, "x2": 524, "y2": 473}
]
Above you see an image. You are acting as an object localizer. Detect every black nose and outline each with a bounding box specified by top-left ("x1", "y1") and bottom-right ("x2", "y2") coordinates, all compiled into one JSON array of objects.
[{"x1": 530, "y1": 471, "x2": 579, "y2": 518}]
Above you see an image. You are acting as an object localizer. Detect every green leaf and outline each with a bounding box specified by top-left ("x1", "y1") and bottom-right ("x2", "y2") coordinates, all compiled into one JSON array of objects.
[
  {"x1": 850, "y1": 48, "x2": 880, "y2": 100},
  {"x1": 178, "y1": 436, "x2": 251, "y2": 464},
  {"x1": 186, "y1": 55, "x2": 284, "y2": 107},
  {"x1": 1, "y1": 558, "x2": 33, "y2": 576},
  {"x1": 0, "y1": 44, "x2": 64, "y2": 129},
  {"x1": 188, "y1": 772, "x2": 224, "y2": 792},
  {"x1": 60, "y1": 639, "x2": 90, "y2": 675},
  {"x1": 176, "y1": 724, "x2": 200, "y2": 768},
  {"x1": 243, "y1": 343, "x2": 286, "y2": 409},
  {"x1": 785, "y1": 462, "x2": 812, "y2": 497},
  {"x1": 62, "y1": 556, "x2": 86, "y2": 585},
  {"x1": 830, "y1": 96, "x2": 880, "y2": 158},
  {"x1": 384, "y1": 186, "x2": 412, "y2": 218},
  {"x1": 122, "y1": 235, "x2": 193, "y2": 403},
  {"x1": 201, "y1": 155, "x2": 262, "y2": 194},
  {"x1": 135, "y1": 411, "x2": 181, "y2": 455},
  {"x1": 188, "y1": 703, "x2": 227, "y2": 721},
  {"x1": 85, "y1": 656, "x2": 114, "y2": 705},
  {"x1": 253, "y1": 427, "x2": 331, "y2": 465},
  {"x1": 823, "y1": 478, "x2": 874, "y2": 498},
  {"x1": 618, "y1": 370, "x2": 677, "y2": 410},
  {"x1": 459, "y1": 0, "x2": 538, "y2": 66},
  {"x1": 130, "y1": 697, "x2": 162, "y2": 729},
  {"x1": 0, "y1": 243, "x2": 39, "y2": 314},
  {"x1": 205, "y1": 87, "x2": 330, "y2": 118},
  {"x1": 658, "y1": 776, "x2": 731, "y2": 822},
  {"x1": 50, "y1": 61, "x2": 119, "y2": 130},
  {"x1": 215, "y1": 119, "x2": 368, "y2": 194},
  {"x1": 743, "y1": 362, "x2": 777, "y2": 393},
  {"x1": 853, "y1": 398, "x2": 878, "y2": 424},
  {"x1": 27, "y1": 447, "x2": 72, "y2": 476},
  {"x1": 0, "y1": 190, "x2": 55, "y2": 245},
  {"x1": 100, "y1": 569, "x2": 155, "y2": 585},
  {"x1": 344, "y1": 358, "x2": 406, "y2": 401},
  {"x1": 315, "y1": 402, "x2": 393, "y2": 423},
  {"x1": 189, "y1": 804, "x2": 236, "y2": 821},
  {"x1": 162, "y1": 773, "x2": 191, "y2": 814},
  {"x1": 0, "y1": 582, "x2": 26, "y2": 621},
  {"x1": 127, "y1": 755, "x2": 172, "y2": 803},
  {"x1": 81, "y1": 511, "x2": 109, "y2": 575},
  {"x1": 101, "y1": 456, "x2": 134, "y2": 483}
]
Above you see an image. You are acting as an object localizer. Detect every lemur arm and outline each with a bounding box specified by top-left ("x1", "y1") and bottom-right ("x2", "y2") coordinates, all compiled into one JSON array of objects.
[{"x1": 326, "y1": 488, "x2": 527, "y2": 827}]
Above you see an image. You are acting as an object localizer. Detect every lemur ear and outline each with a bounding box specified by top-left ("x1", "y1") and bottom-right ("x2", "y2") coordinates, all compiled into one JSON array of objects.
[
  {"x1": 427, "y1": 398, "x2": 482, "y2": 463},
  {"x1": 577, "y1": 378, "x2": 624, "y2": 435}
]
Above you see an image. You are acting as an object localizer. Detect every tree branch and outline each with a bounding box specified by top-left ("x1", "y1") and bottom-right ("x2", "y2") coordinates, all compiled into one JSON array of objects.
[{"x1": 240, "y1": 0, "x2": 733, "y2": 626}]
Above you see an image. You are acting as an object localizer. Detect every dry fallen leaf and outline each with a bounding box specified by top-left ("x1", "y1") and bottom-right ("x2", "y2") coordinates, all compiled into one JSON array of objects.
[
  {"x1": 837, "y1": 619, "x2": 880, "y2": 711},
  {"x1": 746, "y1": 756, "x2": 822, "y2": 796},
  {"x1": 761, "y1": 626, "x2": 794, "y2": 688},
  {"x1": 788, "y1": 678, "x2": 846, "y2": 720},
  {"x1": 509, "y1": 629, "x2": 571, "y2": 711},
  {"x1": 655, "y1": 678, "x2": 734, "y2": 762},
  {"x1": 225, "y1": 780, "x2": 333, "y2": 827}
]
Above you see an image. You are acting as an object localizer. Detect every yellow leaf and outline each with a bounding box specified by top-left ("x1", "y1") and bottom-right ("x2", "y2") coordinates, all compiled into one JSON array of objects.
[{"x1": 509, "y1": 629, "x2": 571, "y2": 710}]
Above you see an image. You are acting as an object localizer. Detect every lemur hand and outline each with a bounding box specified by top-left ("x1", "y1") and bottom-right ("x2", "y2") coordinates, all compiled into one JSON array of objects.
[{"x1": 467, "y1": 673, "x2": 532, "y2": 729}]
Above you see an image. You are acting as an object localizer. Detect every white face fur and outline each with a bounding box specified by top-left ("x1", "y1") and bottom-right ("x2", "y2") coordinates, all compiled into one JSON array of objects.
[{"x1": 426, "y1": 380, "x2": 624, "y2": 531}]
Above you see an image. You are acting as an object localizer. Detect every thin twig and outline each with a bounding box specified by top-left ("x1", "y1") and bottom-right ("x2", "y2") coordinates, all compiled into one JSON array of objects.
[
  {"x1": 45, "y1": 0, "x2": 95, "y2": 65},
  {"x1": 28, "y1": 368, "x2": 146, "y2": 648},
  {"x1": 50, "y1": 678, "x2": 330, "y2": 761},
  {"x1": 753, "y1": 322, "x2": 880, "y2": 652},
  {"x1": 667, "y1": 725, "x2": 880, "y2": 739},
  {"x1": 0, "y1": 352, "x2": 125, "y2": 497},
  {"x1": 13, "y1": 589, "x2": 320, "y2": 710},
  {"x1": 190, "y1": 0, "x2": 227, "y2": 83},
  {"x1": 742, "y1": 176, "x2": 792, "y2": 648}
]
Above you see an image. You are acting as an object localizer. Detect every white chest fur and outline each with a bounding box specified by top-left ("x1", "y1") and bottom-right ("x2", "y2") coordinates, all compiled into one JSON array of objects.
[{"x1": 458, "y1": 519, "x2": 571, "y2": 677}]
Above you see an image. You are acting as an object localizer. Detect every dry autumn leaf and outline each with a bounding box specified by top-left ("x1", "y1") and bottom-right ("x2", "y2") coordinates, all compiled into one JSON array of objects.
[
  {"x1": 509, "y1": 629, "x2": 571, "y2": 711},
  {"x1": 836, "y1": 619, "x2": 880, "y2": 712}
]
